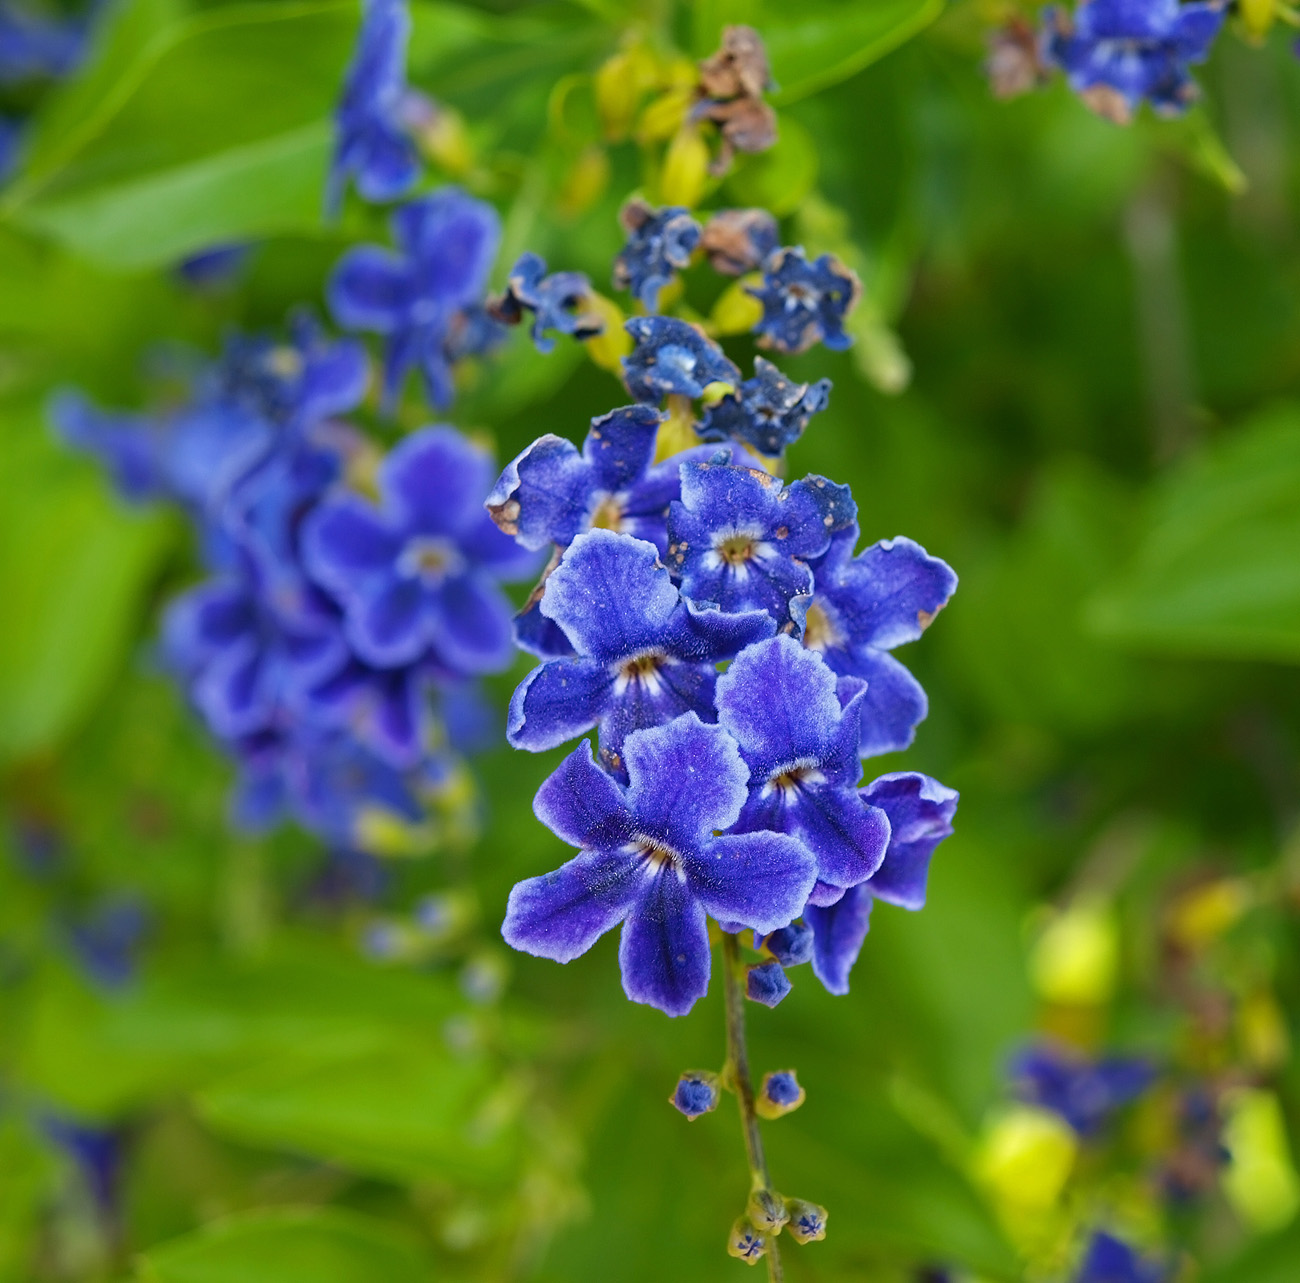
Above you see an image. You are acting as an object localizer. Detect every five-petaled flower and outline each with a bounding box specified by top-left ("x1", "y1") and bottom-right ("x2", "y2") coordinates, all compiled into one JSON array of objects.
[
  {"x1": 622, "y1": 316, "x2": 741, "y2": 404},
  {"x1": 487, "y1": 252, "x2": 604, "y2": 353},
  {"x1": 667, "y1": 455, "x2": 855, "y2": 631},
  {"x1": 507, "y1": 530, "x2": 773, "y2": 773},
  {"x1": 329, "y1": 188, "x2": 500, "y2": 408},
  {"x1": 612, "y1": 199, "x2": 701, "y2": 311},
  {"x1": 804, "y1": 526, "x2": 957, "y2": 756},
  {"x1": 699, "y1": 356, "x2": 830, "y2": 458},
  {"x1": 748, "y1": 246, "x2": 860, "y2": 354},
  {"x1": 501, "y1": 714, "x2": 816, "y2": 1016},
  {"x1": 303, "y1": 425, "x2": 535, "y2": 674}
]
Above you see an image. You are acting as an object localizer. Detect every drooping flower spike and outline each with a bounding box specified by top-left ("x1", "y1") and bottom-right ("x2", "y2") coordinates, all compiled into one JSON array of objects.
[
  {"x1": 748, "y1": 246, "x2": 861, "y2": 354},
  {"x1": 502, "y1": 715, "x2": 817, "y2": 1015},
  {"x1": 622, "y1": 316, "x2": 741, "y2": 404},
  {"x1": 805, "y1": 526, "x2": 958, "y2": 756},
  {"x1": 329, "y1": 188, "x2": 500, "y2": 408},
  {"x1": 487, "y1": 252, "x2": 604, "y2": 353},
  {"x1": 302, "y1": 425, "x2": 536, "y2": 675},
  {"x1": 507, "y1": 530, "x2": 773, "y2": 773},
  {"x1": 698, "y1": 356, "x2": 831, "y2": 458},
  {"x1": 666, "y1": 455, "x2": 855, "y2": 631},
  {"x1": 612, "y1": 199, "x2": 702, "y2": 311}
]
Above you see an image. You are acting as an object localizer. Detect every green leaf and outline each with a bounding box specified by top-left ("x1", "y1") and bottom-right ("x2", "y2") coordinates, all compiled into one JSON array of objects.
[
  {"x1": 1088, "y1": 407, "x2": 1300, "y2": 663},
  {"x1": 762, "y1": 0, "x2": 944, "y2": 104},
  {"x1": 724, "y1": 114, "x2": 818, "y2": 216},
  {"x1": 2, "y1": 1, "x2": 357, "y2": 268},
  {"x1": 135, "y1": 1206, "x2": 431, "y2": 1283}
]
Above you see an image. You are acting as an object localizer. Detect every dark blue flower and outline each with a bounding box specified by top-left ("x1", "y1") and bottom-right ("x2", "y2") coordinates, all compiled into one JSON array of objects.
[
  {"x1": 1011, "y1": 1043, "x2": 1156, "y2": 1136},
  {"x1": 747, "y1": 960, "x2": 791, "y2": 1006},
  {"x1": 671, "y1": 1072, "x2": 720, "y2": 1118},
  {"x1": 303, "y1": 425, "x2": 533, "y2": 674},
  {"x1": 0, "y1": 2, "x2": 85, "y2": 84},
  {"x1": 302, "y1": 656, "x2": 431, "y2": 767},
  {"x1": 487, "y1": 252, "x2": 603, "y2": 353},
  {"x1": 501, "y1": 715, "x2": 817, "y2": 1016},
  {"x1": 700, "y1": 208, "x2": 780, "y2": 276},
  {"x1": 716, "y1": 636, "x2": 889, "y2": 908},
  {"x1": 66, "y1": 897, "x2": 147, "y2": 990},
  {"x1": 176, "y1": 243, "x2": 252, "y2": 289},
  {"x1": 328, "y1": 0, "x2": 420, "y2": 212},
  {"x1": 805, "y1": 526, "x2": 957, "y2": 756},
  {"x1": 1075, "y1": 1232, "x2": 1167, "y2": 1283},
  {"x1": 804, "y1": 771, "x2": 957, "y2": 994},
  {"x1": 329, "y1": 189, "x2": 500, "y2": 408},
  {"x1": 698, "y1": 357, "x2": 830, "y2": 458},
  {"x1": 756, "y1": 1069, "x2": 805, "y2": 1117},
  {"x1": 1044, "y1": 0, "x2": 1225, "y2": 123},
  {"x1": 612, "y1": 198, "x2": 701, "y2": 311},
  {"x1": 622, "y1": 316, "x2": 741, "y2": 404},
  {"x1": 507, "y1": 530, "x2": 773, "y2": 773},
  {"x1": 667, "y1": 455, "x2": 855, "y2": 631},
  {"x1": 748, "y1": 247, "x2": 860, "y2": 355}
]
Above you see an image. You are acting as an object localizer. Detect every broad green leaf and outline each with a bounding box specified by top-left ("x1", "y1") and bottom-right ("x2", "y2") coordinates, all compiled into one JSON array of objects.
[
  {"x1": 2, "y1": 1, "x2": 357, "y2": 268},
  {"x1": 1202, "y1": 1218, "x2": 1300, "y2": 1283},
  {"x1": 763, "y1": 0, "x2": 944, "y2": 104},
  {"x1": 136, "y1": 1207, "x2": 430, "y2": 1283},
  {"x1": 1088, "y1": 407, "x2": 1300, "y2": 663}
]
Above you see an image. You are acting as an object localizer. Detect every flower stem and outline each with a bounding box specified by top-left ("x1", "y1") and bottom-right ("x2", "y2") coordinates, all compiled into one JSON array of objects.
[{"x1": 721, "y1": 932, "x2": 784, "y2": 1283}]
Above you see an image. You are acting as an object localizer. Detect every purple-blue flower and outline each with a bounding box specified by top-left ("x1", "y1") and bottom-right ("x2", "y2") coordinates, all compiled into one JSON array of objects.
[
  {"x1": 761, "y1": 919, "x2": 814, "y2": 966},
  {"x1": 622, "y1": 316, "x2": 741, "y2": 404},
  {"x1": 1075, "y1": 1232, "x2": 1168, "y2": 1283},
  {"x1": 329, "y1": 189, "x2": 500, "y2": 408},
  {"x1": 667, "y1": 456, "x2": 855, "y2": 631},
  {"x1": 805, "y1": 527, "x2": 957, "y2": 756},
  {"x1": 748, "y1": 247, "x2": 860, "y2": 355},
  {"x1": 487, "y1": 252, "x2": 603, "y2": 353},
  {"x1": 613, "y1": 199, "x2": 701, "y2": 311},
  {"x1": 501, "y1": 715, "x2": 817, "y2": 1016},
  {"x1": 672, "y1": 1072, "x2": 720, "y2": 1118},
  {"x1": 715, "y1": 636, "x2": 889, "y2": 907},
  {"x1": 0, "y1": 2, "x2": 85, "y2": 84},
  {"x1": 698, "y1": 357, "x2": 830, "y2": 458},
  {"x1": 327, "y1": 0, "x2": 420, "y2": 213},
  {"x1": 1011, "y1": 1043, "x2": 1155, "y2": 1136},
  {"x1": 507, "y1": 530, "x2": 773, "y2": 772},
  {"x1": 804, "y1": 771, "x2": 958, "y2": 994},
  {"x1": 303, "y1": 425, "x2": 534, "y2": 674},
  {"x1": 1043, "y1": 0, "x2": 1225, "y2": 123}
]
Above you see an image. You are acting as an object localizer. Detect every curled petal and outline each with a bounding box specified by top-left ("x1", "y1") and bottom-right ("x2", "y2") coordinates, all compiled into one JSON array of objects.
[
  {"x1": 805, "y1": 883, "x2": 873, "y2": 995},
  {"x1": 861, "y1": 772, "x2": 958, "y2": 910},
  {"x1": 508, "y1": 658, "x2": 615, "y2": 752}
]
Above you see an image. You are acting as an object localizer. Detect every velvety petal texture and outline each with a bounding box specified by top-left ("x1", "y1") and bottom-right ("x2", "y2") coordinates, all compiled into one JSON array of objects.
[
  {"x1": 622, "y1": 317, "x2": 741, "y2": 403},
  {"x1": 860, "y1": 771, "x2": 959, "y2": 910}
]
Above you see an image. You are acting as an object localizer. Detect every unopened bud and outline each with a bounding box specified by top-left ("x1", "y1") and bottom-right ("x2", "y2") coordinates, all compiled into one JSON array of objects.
[
  {"x1": 746, "y1": 1187, "x2": 789, "y2": 1235},
  {"x1": 756, "y1": 1070, "x2": 805, "y2": 1119},
  {"x1": 671, "y1": 1071, "x2": 720, "y2": 1119},
  {"x1": 762, "y1": 921, "x2": 814, "y2": 967},
  {"x1": 747, "y1": 961, "x2": 791, "y2": 1008},
  {"x1": 784, "y1": 1198, "x2": 827, "y2": 1244},
  {"x1": 726, "y1": 1217, "x2": 768, "y2": 1264}
]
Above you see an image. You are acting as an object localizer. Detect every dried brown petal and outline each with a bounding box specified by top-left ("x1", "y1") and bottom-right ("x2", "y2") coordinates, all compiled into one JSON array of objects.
[{"x1": 698, "y1": 24, "x2": 772, "y2": 101}]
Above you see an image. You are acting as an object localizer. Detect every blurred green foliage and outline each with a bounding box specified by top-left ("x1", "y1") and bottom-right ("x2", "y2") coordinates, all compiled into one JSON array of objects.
[{"x1": 3, "y1": 0, "x2": 1300, "y2": 1280}]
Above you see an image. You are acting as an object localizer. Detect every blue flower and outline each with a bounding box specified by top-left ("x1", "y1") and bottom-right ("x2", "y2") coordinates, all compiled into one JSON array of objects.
[
  {"x1": 805, "y1": 526, "x2": 957, "y2": 756},
  {"x1": 747, "y1": 960, "x2": 791, "y2": 1007},
  {"x1": 671, "y1": 1072, "x2": 720, "y2": 1118},
  {"x1": 302, "y1": 656, "x2": 432, "y2": 768},
  {"x1": 715, "y1": 636, "x2": 889, "y2": 907},
  {"x1": 41, "y1": 1117, "x2": 122, "y2": 1219},
  {"x1": 1044, "y1": 0, "x2": 1225, "y2": 123},
  {"x1": 507, "y1": 530, "x2": 773, "y2": 773},
  {"x1": 804, "y1": 771, "x2": 958, "y2": 994},
  {"x1": 487, "y1": 252, "x2": 603, "y2": 353},
  {"x1": 1075, "y1": 1232, "x2": 1167, "y2": 1283},
  {"x1": 52, "y1": 393, "x2": 171, "y2": 503},
  {"x1": 756, "y1": 1069, "x2": 805, "y2": 1117},
  {"x1": 304, "y1": 425, "x2": 535, "y2": 674},
  {"x1": 501, "y1": 715, "x2": 817, "y2": 1016},
  {"x1": 328, "y1": 0, "x2": 420, "y2": 212},
  {"x1": 612, "y1": 199, "x2": 701, "y2": 311},
  {"x1": 698, "y1": 357, "x2": 830, "y2": 458},
  {"x1": 1011, "y1": 1043, "x2": 1155, "y2": 1136},
  {"x1": 329, "y1": 189, "x2": 500, "y2": 408},
  {"x1": 785, "y1": 1199, "x2": 828, "y2": 1244},
  {"x1": 622, "y1": 316, "x2": 741, "y2": 404},
  {"x1": 0, "y1": 2, "x2": 85, "y2": 84},
  {"x1": 667, "y1": 455, "x2": 855, "y2": 630},
  {"x1": 700, "y1": 208, "x2": 779, "y2": 276},
  {"x1": 748, "y1": 247, "x2": 860, "y2": 354}
]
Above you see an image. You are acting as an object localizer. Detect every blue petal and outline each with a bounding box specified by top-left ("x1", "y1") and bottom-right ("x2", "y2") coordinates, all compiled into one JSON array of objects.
[
  {"x1": 426, "y1": 573, "x2": 515, "y2": 675},
  {"x1": 302, "y1": 497, "x2": 402, "y2": 602},
  {"x1": 161, "y1": 580, "x2": 255, "y2": 675},
  {"x1": 861, "y1": 772, "x2": 958, "y2": 910},
  {"x1": 851, "y1": 648, "x2": 929, "y2": 757},
  {"x1": 508, "y1": 657, "x2": 615, "y2": 751},
  {"x1": 805, "y1": 883, "x2": 873, "y2": 995},
  {"x1": 487, "y1": 433, "x2": 595, "y2": 551},
  {"x1": 513, "y1": 596, "x2": 577, "y2": 658},
  {"x1": 532, "y1": 738, "x2": 635, "y2": 851},
  {"x1": 685, "y1": 831, "x2": 817, "y2": 936},
  {"x1": 381, "y1": 424, "x2": 493, "y2": 538},
  {"x1": 350, "y1": 576, "x2": 426, "y2": 666},
  {"x1": 780, "y1": 786, "x2": 890, "y2": 892},
  {"x1": 585, "y1": 403, "x2": 664, "y2": 492},
  {"x1": 392, "y1": 188, "x2": 500, "y2": 311},
  {"x1": 193, "y1": 639, "x2": 278, "y2": 739},
  {"x1": 620, "y1": 867, "x2": 711, "y2": 1016},
  {"x1": 328, "y1": 246, "x2": 411, "y2": 332}
]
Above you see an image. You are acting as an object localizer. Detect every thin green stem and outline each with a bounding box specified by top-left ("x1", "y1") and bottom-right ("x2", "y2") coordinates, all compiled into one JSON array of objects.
[{"x1": 721, "y1": 932, "x2": 784, "y2": 1283}]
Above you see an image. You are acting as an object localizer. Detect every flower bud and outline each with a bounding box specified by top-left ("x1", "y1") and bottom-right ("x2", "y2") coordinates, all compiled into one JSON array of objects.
[
  {"x1": 726, "y1": 1217, "x2": 768, "y2": 1264},
  {"x1": 762, "y1": 921, "x2": 814, "y2": 967},
  {"x1": 746, "y1": 961, "x2": 791, "y2": 1008},
  {"x1": 671, "y1": 1071, "x2": 720, "y2": 1119},
  {"x1": 784, "y1": 1197, "x2": 827, "y2": 1243},
  {"x1": 745, "y1": 1187, "x2": 789, "y2": 1235},
  {"x1": 756, "y1": 1070, "x2": 805, "y2": 1119}
]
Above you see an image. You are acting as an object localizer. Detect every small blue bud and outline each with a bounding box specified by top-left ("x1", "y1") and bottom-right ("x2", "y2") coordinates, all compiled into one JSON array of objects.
[
  {"x1": 784, "y1": 1197, "x2": 827, "y2": 1244},
  {"x1": 726, "y1": 1217, "x2": 769, "y2": 1264},
  {"x1": 756, "y1": 1069, "x2": 805, "y2": 1119},
  {"x1": 762, "y1": 921, "x2": 814, "y2": 967},
  {"x1": 746, "y1": 961, "x2": 791, "y2": 1007},
  {"x1": 671, "y1": 1071, "x2": 720, "y2": 1119}
]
